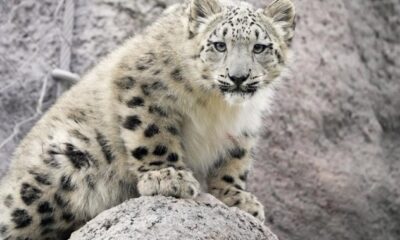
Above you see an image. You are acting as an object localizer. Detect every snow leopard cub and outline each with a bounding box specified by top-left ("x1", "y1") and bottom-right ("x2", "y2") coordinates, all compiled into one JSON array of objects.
[{"x1": 0, "y1": 0, "x2": 295, "y2": 239}]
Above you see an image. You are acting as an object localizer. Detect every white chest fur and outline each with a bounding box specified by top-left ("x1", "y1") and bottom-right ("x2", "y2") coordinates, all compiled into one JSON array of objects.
[{"x1": 181, "y1": 88, "x2": 273, "y2": 182}]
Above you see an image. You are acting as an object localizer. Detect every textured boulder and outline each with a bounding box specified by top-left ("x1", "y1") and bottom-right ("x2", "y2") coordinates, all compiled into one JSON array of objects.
[{"x1": 69, "y1": 194, "x2": 278, "y2": 240}]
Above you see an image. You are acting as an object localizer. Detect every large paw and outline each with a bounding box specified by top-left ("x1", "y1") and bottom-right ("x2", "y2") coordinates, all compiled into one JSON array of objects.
[
  {"x1": 215, "y1": 188, "x2": 265, "y2": 222},
  {"x1": 137, "y1": 167, "x2": 201, "y2": 199}
]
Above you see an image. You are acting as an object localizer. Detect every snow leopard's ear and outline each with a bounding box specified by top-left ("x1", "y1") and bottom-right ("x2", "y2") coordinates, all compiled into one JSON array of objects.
[
  {"x1": 264, "y1": 0, "x2": 296, "y2": 45},
  {"x1": 188, "y1": 0, "x2": 222, "y2": 39}
]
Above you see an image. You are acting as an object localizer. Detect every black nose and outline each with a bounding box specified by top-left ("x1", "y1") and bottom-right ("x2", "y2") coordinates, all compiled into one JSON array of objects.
[{"x1": 228, "y1": 74, "x2": 250, "y2": 86}]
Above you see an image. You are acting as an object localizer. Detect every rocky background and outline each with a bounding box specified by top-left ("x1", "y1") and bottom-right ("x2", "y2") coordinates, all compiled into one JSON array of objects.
[{"x1": 0, "y1": 0, "x2": 399, "y2": 239}]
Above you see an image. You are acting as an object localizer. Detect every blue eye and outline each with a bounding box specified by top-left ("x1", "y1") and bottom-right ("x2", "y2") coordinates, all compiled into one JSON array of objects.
[
  {"x1": 253, "y1": 44, "x2": 270, "y2": 54},
  {"x1": 213, "y1": 42, "x2": 227, "y2": 52}
]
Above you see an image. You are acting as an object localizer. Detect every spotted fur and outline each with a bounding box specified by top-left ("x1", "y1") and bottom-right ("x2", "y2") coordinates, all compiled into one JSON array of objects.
[{"x1": 0, "y1": 0, "x2": 295, "y2": 239}]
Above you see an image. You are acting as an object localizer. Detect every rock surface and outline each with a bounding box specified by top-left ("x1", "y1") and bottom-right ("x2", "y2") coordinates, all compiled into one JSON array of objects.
[
  {"x1": 0, "y1": 0, "x2": 399, "y2": 240},
  {"x1": 69, "y1": 194, "x2": 278, "y2": 240}
]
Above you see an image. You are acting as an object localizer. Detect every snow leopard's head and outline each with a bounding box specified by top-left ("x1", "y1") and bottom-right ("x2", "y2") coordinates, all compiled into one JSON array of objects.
[{"x1": 188, "y1": 0, "x2": 295, "y2": 104}]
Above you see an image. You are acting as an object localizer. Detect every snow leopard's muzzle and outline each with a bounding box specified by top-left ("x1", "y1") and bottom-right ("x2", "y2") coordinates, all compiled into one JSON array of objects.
[{"x1": 217, "y1": 69, "x2": 260, "y2": 96}]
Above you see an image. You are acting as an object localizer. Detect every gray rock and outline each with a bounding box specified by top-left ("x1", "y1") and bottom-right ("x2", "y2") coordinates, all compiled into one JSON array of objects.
[{"x1": 69, "y1": 194, "x2": 278, "y2": 240}]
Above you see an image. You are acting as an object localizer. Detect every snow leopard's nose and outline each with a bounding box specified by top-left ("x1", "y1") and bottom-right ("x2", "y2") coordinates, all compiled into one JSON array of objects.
[{"x1": 228, "y1": 74, "x2": 250, "y2": 86}]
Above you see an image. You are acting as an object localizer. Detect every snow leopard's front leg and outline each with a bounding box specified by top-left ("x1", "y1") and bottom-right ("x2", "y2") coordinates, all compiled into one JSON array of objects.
[
  {"x1": 115, "y1": 77, "x2": 200, "y2": 199},
  {"x1": 207, "y1": 133, "x2": 265, "y2": 222}
]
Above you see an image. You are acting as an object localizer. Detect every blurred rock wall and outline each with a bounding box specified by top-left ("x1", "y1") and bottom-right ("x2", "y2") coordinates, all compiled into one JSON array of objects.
[{"x1": 0, "y1": 0, "x2": 399, "y2": 239}]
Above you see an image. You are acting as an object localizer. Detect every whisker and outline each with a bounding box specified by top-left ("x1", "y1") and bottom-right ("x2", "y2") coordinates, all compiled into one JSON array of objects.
[
  {"x1": 247, "y1": 81, "x2": 259, "y2": 86},
  {"x1": 218, "y1": 80, "x2": 231, "y2": 86},
  {"x1": 251, "y1": 75, "x2": 264, "y2": 80}
]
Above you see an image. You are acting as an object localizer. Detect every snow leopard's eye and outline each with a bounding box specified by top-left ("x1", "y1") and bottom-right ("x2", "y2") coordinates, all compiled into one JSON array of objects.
[
  {"x1": 213, "y1": 42, "x2": 227, "y2": 52},
  {"x1": 253, "y1": 44, "x2": 271, "y2": 54}
]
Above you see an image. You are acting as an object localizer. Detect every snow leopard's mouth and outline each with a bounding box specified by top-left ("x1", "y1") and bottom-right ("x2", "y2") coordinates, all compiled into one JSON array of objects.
[{"x1": 218, "y1": 81, "x2": 259, "y2": 95}]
